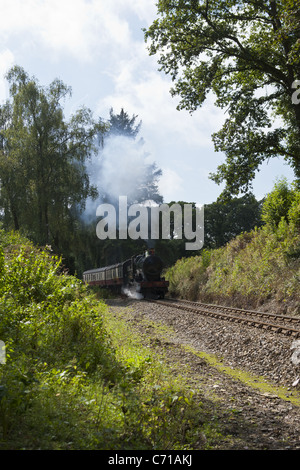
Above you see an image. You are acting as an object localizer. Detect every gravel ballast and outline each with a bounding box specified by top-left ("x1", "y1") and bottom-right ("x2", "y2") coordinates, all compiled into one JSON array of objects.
[{"x1": 107, "y1": 297, "x2": 300, "y2": 450}]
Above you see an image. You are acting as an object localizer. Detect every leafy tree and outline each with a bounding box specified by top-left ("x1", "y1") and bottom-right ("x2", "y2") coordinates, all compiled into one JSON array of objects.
[
  {"x1": 288, "y1": 190, "x2": 300, "y2": 230},
  {"x1": 0, "y1": 101, "x2": 24, "y2": 230},
  {"x1": 107, "y1": 107, "x2": 142, "y2": 139},
  {"x1": 144, "y1": 0, "x2": 300, "y2": 196},
  {"x1": 204, "y1": 193, "x2": 263, "y2": 247},
  {"x1": 261, "y1": 177, "x2": 299, "y2": 227},
  {"x1": 152, "y1": 196, "x2": 262, "y2": 265},
  {"x1": 0, "y1": 65, "x2": 103, "y2": 249},
  {"x1": 260, "y1": 178, "x2": 300, "y2": 258}
]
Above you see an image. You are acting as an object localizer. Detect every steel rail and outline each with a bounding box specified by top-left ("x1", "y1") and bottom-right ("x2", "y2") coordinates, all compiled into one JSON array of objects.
[
  {"x1": 149, "y1": 298, "x2": 300, "y2": 338},
  {"x1": 176, "y1": 299, "x2": 300, "y2": 324}
]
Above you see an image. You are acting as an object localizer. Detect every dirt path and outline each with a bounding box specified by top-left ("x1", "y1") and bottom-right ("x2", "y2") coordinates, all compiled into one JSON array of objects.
[{"x1": 106, "y1": 298, "x2": 300, "y2": 450}]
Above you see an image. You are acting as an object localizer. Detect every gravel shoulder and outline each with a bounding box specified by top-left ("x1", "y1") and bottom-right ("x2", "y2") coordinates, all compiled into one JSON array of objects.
[{"x1": 106, "y1": 297, "x2": 300, "y2": 450}]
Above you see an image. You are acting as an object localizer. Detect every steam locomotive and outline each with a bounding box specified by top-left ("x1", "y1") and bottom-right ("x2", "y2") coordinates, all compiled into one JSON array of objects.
[{"x1": 83, "y1": 250, "x2": 169, "y2": 299}]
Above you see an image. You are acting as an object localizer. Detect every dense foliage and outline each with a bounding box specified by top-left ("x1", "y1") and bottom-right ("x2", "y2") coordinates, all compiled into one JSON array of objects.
[
  {"x1": 0, "y1": 64, "x2": 273, "y2": 277},
  {"x1": 0, "y1": 229, "x2": 207, "y2": 449},
  {"x1": 0, "y1": 67, "x2": 164, "y2": 275},
  {"x1": 145, "y1": 0, "x2": 300, "y2": 196},
  {"x1": 166, "y1": 180, "x2": 300, "y2": 308},
  {"x1": 0, "y1": 66, "x2": 104, "y2": 246}
]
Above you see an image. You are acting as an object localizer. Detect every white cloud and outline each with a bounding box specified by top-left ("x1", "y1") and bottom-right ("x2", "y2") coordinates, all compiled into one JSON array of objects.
[
  {"x1": 0, "y1": 0, "x2": 227, "y2": 204},
  {"x1": 0, "y1": 0, "x2": 135, "y2": 61},
  {"x1": 96, "y1": 47, "x2": 224, "y2": 151},
  {"x1": 158, "y1": 168, "x2": 184, "y2": 202},
  {"x1": 0, "y1": 0, "x2": 223, "y2": 147},
  {"x1": 0, "y1": 49, "x2": 15, "y2": 101},
  {"x1": 111, "y1": 0, "x2": 157, "y2": 22}
]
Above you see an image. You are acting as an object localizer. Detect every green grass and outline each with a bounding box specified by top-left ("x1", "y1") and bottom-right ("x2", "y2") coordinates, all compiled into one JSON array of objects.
[
  {"x1": 166, "y1": 221, "x2": 300, "y2": 310},
  {"x1": 0, "y1": 229, "x2": 212, "y2": 450},
  {"x1": 183, "y1": 346, "x2": 300, "y2": 407},
  {"x1": 2, "y1": 226, "x2": 298, "y2": 450}
]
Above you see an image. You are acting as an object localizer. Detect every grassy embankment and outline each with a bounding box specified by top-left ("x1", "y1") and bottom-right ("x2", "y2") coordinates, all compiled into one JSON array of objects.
[
  {"x1": 0, "y1": 228, "x2": 219, "y2": 450},
  {"x1": 166, "y1": 215, "x2": 300, "y2": 314}
]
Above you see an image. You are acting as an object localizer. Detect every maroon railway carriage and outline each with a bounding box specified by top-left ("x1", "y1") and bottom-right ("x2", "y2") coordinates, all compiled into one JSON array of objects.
[{"x1": 83, "y1": 251, "x2": 169, "y2": 299}]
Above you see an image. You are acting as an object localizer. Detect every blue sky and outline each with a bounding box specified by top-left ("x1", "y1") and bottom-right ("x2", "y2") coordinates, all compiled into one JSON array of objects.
[{"x1": 0, "y1": 0, "x2": 295, "y2": 206}]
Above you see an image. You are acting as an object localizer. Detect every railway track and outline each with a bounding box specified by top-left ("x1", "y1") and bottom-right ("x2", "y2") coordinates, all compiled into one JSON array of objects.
[{"x1": 148, "y1": 298, "x2": 300, "y2": 338}]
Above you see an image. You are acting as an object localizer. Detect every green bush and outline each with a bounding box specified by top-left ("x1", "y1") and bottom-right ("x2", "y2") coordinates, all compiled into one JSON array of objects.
[
  {"x1": 0, "y1": 229, "x2": 207, "y2": 449},
  {"x1": 0, "y1": 230, "x2": 117, "y2": 447},
  {"x1": 165, "y1": 182, "x2": 300, "y2": 306}
]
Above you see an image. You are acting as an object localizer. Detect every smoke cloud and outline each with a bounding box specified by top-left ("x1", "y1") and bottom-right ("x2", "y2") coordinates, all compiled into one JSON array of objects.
[{"x1": 83, "y1": 134, "x2": 161, "y2": 223}]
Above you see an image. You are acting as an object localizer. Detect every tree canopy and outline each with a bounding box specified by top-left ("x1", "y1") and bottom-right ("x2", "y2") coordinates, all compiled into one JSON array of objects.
[
  {"x1": 204, "y1": 193, "x2": 263, "y2": 247},
  {"x1": 261, "y1": 177, "x2": 300, "y2": 228},
  {"x1": 0, "y1": 65, "x2": 103, "y2": 249},
  {"x1": 144, "y1": 0, "x2": 300, "y2": 196},
  {"x1": 0, "y1": 67, "x2": 165, "y2": 273},
  {"x1": 108, "y1": 107, "x2": 142, "y2": 139}
]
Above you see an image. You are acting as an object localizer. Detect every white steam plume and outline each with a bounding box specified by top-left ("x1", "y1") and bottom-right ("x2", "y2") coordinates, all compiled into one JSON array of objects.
[{"x1": 83, "y1": 134, "x2": 161, "y2": 222}]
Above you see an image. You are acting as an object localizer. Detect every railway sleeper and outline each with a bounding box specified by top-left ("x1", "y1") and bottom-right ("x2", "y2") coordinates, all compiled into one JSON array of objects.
[{"x1": 152, "y1": 299, "x2": 300, "y2": 338}]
